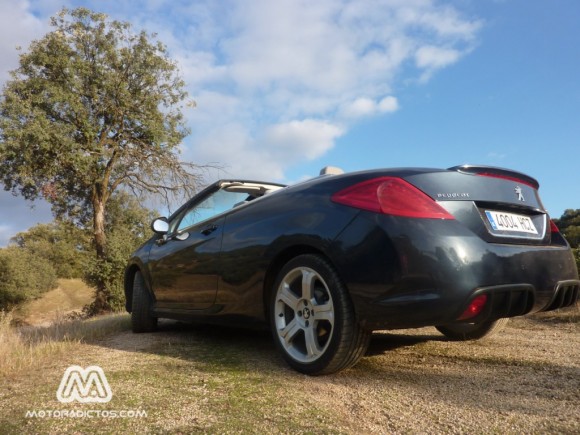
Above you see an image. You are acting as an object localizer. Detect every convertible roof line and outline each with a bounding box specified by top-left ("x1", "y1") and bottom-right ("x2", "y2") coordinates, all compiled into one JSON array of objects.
[{"x1": 221, "y1": 181, "x2": 285, "y2": 194}]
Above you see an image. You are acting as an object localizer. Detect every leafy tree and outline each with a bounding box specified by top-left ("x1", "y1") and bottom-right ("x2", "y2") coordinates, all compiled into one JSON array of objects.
[
  {"x1": 554, "y1": 209, "x2": 580, "y2": 248},
  {"x1": 554, "y1": 209, "x2": 580, "y2": 274},
  {"x1": 10, "y1": 221, "x2": 90, "y2": 279},
  {"x1": 0, "y1": 8, "x2": 203, "y2": 312},
  {"x1": 573, "y1": 248, "x2": 580, "y2": 275}
]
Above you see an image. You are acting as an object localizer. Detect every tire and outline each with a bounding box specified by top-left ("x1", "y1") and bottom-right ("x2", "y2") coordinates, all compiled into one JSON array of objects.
[
  {"x1": 270, "y1": 254, "x2": 370, "y2": 375},
  {"x1": 436, "y1": 318, "x2": 509, "y2": 341},
  {"x1": 131, "y1": 271, "x2": 158, "y2": 333}
]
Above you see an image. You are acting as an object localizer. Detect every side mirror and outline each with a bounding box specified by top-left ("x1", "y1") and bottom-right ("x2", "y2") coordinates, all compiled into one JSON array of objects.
[{"x1": 151, "y1": 217, "x2": 169, "y2": 235}]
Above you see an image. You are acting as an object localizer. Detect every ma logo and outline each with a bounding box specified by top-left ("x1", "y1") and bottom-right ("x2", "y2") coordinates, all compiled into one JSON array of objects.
[{"x1": 56, "y1": 365, "x2": 113, "y2": 403}]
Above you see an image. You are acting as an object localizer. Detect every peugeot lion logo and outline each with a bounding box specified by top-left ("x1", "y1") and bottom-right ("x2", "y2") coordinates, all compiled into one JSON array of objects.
[
  {"x1": 56, "y1": 365, "x2": 113, "y2": 403},
  {"x1": 515, "y1": 186, "x2": 525, "y2": 202}
]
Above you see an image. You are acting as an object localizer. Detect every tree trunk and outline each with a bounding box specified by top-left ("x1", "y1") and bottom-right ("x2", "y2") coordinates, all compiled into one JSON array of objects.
[
  {"x1": 94, "y1": 198, "x2": 107, "y2": 259},
  {"x1": 92, "y1": 194, "x2": 110, "y2": 313}
]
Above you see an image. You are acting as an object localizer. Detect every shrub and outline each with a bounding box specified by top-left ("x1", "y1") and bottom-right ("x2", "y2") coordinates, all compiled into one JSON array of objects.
[
  {"x1": 84, "y1": 233, "x2": 133, "y2": 312},
  {"x1": 0, "y1": 247, "x2": 58, "y2": 310},
  {"x1": 11, "y1": 222, "x2": 90, "y2": 279}
]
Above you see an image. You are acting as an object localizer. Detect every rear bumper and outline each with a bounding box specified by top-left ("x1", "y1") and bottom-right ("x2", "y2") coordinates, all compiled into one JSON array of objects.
[
  {"x1": 330, "y1": 212, "x2": 579, "y2": 330},
  {"x1": 542, "y1": 280, "x2": 580, "y2": 311}
]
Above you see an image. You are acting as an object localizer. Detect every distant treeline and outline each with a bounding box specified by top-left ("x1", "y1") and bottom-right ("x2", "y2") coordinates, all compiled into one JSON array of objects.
[{"x1": 0, "y1": 193, "x2": 155, "y2": 312}]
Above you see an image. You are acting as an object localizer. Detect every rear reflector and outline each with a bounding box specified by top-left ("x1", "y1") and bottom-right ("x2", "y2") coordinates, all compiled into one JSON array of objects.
[
  {"x1": 331, "y1": 177, "x2": 455, "y2": 219},
  {"x1": 458, "y1": 294, "x2": 488, "y2": 320}
]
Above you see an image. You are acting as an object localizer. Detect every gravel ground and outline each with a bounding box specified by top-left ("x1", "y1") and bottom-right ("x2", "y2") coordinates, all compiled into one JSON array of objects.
[
  {"x1": 323, "y1": 315, "x2": 580, "y2": 433},
  {"x1": 1, "y1": 310, "x2": 578, "y2": 434},
  {"x1": 98, "y1": 311, "x2": 580, "y2": 433}
]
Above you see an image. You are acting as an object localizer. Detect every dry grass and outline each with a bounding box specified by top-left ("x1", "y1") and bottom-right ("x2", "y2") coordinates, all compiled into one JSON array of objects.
[
  {"x1": 0, "y1": 311, "x2": 130, "y2": 379},
  {"x1": 1, "y1": 278, "x2": 128, "y2": 378},
  {"x1": 13, "y1": 279, "x2": 95, "y2": 326}
]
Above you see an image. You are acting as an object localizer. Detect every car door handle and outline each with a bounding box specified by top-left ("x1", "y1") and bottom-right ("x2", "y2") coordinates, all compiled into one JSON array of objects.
[{"x1": 201, "y1": 224, "x2": 218, "y2": 236}]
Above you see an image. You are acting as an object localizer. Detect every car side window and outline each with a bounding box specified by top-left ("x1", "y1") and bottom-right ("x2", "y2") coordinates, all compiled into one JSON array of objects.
[{"x1": 176, "y1": 189, "x2": 249, "y2": 232}]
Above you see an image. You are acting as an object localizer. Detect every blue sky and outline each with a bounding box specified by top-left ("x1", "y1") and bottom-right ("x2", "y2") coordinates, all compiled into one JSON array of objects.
[{"x1": 0, "y1": 0, "x2": 579, "y2": 245}]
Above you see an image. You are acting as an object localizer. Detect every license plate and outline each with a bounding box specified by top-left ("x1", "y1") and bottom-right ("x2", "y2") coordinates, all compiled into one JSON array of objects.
[{"x1": 485, "y1": 210, "x2": 538, "y2": 235}]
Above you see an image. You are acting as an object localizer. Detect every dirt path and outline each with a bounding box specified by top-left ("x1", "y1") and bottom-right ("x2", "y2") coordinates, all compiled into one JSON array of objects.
[
  {"x1": 14, "y1": 279, "x2": 94, "y2": 326},
  {"x1": 1, "y1": 312, "x2": 578, "y2": 434}
]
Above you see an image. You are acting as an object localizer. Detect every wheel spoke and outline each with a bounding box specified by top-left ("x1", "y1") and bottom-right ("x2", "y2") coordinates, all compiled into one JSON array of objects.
[
  {"x1": 304, "y1": 326, "x2": 322, "y2": 358},
  {"x1": 312, "y1": 302, "x2": 334, "y2": 324},
  {"x1": 279, "y1": 318, "x2": 302, "y2": 344},
  {"x1": 278, "y1": 283, "x2": 300, "y2": 311},
  {"x1": 301, "y1": 269, "x2": 317, "y2": 301}
]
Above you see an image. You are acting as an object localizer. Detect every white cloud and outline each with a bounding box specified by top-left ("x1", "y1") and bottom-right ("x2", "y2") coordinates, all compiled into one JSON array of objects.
[
  {"x1": 262, "y1": 119, "x2": 344, "y2": 161},
  {"x1": 340, "y1": 96, "x2": 399, "y2": 119},
  {"x1": 0, "y1": 0, "x2": 47, "y2": 82},
  {"x1": 342, "y1": 98, "x2": 378, "y2": 118},
  {"x1": 191, "y1": 119, "x2": 344, "y2": 181},
  {"x1": 397, "y1": 3, "x2": 482, "y2": 40},
  {"x1": 415, "y1": 45, "x2": 461, "y2": 69},
  {"x1": 378, "y1": 96, "x2": 399, "y2": 112}
]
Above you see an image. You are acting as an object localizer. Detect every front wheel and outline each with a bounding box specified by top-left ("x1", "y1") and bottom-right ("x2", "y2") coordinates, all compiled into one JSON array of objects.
[
  {"x1": 436, "y1": 318, "x2": 509, "y2": 341},
  {"x1": 270, "y1": 254, "x2": 370, "y2": 375}
]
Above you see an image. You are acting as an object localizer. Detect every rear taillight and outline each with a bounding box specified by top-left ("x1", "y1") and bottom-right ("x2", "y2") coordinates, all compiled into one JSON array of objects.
[
  {"x1": 331, "y1": 177, "x2": 455, "y2": 219},
  {"x1": 550, "y1": 220, "x2": 560, "y2": 234},
  {"x1": 458, "y1": 294, "x2": 488, "y2": 321}
]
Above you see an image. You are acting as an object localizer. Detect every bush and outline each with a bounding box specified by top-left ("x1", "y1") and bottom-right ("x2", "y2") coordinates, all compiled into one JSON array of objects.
[
  {"x1": 0, "y1": 247, "x2": 58, "y2": 310},
  {"x1": 84, "y1": 234, "x2": 132, "y2": 313},
  {"x1": 11, "y1": 222, "x2": 90, "y2": 279}
]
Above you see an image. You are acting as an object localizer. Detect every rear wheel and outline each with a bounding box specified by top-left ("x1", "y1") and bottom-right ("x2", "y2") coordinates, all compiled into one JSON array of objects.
[
  {"x1": 131, "y1": 271, "x2": 158, "y2": 333},
  {"x1": 436, "y1": 318, "x2": 509, "y2": 341},
  {"x1": 270, "y1": 254, "x2": 370, "y2": 375}
]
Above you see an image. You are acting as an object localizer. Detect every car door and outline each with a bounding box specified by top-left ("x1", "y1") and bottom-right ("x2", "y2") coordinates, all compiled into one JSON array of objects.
[{"x1": 148, "y1": 187, "x2": 249, "y2": 310}]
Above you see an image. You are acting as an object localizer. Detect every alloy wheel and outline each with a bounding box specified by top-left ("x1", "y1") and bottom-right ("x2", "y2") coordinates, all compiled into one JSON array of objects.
[{"x1": 273, "y1": 266, "x2": 335, "y2": 363}]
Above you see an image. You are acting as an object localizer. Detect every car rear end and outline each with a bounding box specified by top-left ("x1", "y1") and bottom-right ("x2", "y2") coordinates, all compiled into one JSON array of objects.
[{"x1": 328, "y1": 165, "x2": 579, "y2": 330}]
